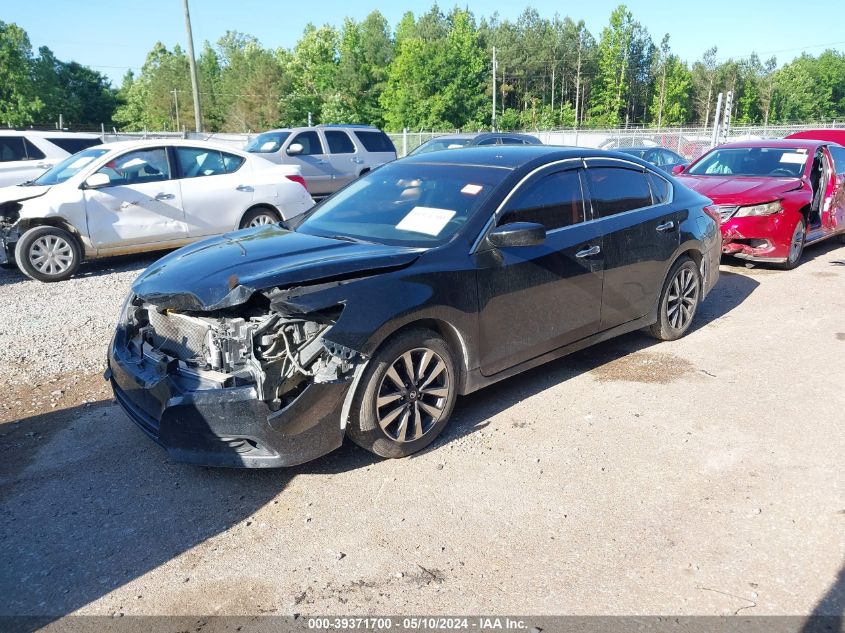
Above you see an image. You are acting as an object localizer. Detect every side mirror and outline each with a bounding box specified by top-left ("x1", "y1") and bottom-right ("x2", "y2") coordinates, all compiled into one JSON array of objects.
[
  {"x1": 287, "y1": 143, "x2": 304, "y2": 156},
  {"x1": 488, "y1": 221, "x2": 546, "y2": 248},
  {"x1": 83, "y1": 173, "x2": 111, "y2": 189},
  {"x1": 672, "y1": 164, "x2": 686, "y2": 175}
]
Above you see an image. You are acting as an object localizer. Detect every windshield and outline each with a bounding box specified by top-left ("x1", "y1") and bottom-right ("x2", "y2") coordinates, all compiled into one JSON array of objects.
[
  {"x1": 245, "y1": 131, "x2": 291, "y2": 153},
  {"x1": 410, "y1": 138, "x2": 473, "y2": 156},
  {"x1": 687, "y1": 147, "x2": 809, "y2": 177},
  {"x1": 32, "y1": 148, "x2": 110, "y2": 186},
  {"x1": 296, "y1": 162, "x2": 507, "y2": 247}
]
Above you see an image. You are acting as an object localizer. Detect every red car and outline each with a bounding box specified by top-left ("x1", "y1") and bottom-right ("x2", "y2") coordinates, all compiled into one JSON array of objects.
[{"x1": 674, "y1": 139, "x2": 845, "y2": 268}]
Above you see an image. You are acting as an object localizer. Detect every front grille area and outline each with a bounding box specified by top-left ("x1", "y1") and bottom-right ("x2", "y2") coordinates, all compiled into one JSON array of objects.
[{"x1": 146, "y1": 309, "x2": 210, "y2": 360}]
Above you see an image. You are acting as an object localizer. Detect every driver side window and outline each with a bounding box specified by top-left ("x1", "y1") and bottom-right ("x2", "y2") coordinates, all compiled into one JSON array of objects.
[
  {"x1": 97, "y1": 148, "x2": 170, "y2": 186},
  {"x1": 499, "y1": 169, "x2": 586, "y2": 231}
]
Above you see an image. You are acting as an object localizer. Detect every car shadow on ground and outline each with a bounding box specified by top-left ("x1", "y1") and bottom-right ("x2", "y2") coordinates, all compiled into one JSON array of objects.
[
  {"x1": 0, "y1": 266, "x2": 760, "y2": 628},
  {"x1": 801, "y1": 560, "x2": 845, "y2": 632},
  {"x1": 0, "y1": 252, "x2": 163, "y2": 287}
]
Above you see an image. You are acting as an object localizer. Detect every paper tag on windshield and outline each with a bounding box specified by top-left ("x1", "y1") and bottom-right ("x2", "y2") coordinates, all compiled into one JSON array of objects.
[
  {"x1": 396, "y1": 206, "x2": 456, "y2": 236},
  {"x1": 780, "y1": 153, "x2": 806, "y2": 164},
  {"x1": 461, "y1": 184, "x2": 483, "y2": 195}
]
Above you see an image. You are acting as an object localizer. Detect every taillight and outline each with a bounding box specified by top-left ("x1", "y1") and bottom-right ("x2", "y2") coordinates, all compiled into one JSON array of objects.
[
  {"x1": 703, "y1": 205, "x2": 721, "y2": 226},
  {"x1": 285, "y1": 174, "x2": 307, "y2": 190}
]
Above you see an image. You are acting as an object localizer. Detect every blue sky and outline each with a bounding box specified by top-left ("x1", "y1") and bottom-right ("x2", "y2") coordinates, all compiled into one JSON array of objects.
[{"x1": 6, "y1": 0, "x2": 844, "y2": 85}]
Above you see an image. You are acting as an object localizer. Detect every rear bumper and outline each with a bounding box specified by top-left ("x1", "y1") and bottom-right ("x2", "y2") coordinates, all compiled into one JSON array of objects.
[
  {"x1": 106, "y1": 342, "x2": 348, "y2": 468},
  {"x1": 720, "y1": 213, "x2": 796, "y2": 263}
]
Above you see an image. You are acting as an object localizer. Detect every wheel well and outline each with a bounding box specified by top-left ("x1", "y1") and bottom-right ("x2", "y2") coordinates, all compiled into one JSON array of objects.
[
  {"x1": 240, "y1": 204, "x2": 281, "y2": 227},
  {"x1": 18, "y1": 218, "x2": 84, "y2": 250},
  {"x1": 376, "y1": 319, "x2": 470, "y2": 391},
  {"x1": 358, "y1": 168, "x2": 370, "y2": 177}
]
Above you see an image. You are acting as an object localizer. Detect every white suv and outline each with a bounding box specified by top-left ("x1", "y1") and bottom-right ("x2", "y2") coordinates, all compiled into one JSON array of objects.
[
  {"x1": 244, "y1": 124, "x2": 397, "y2": 197},
  {"x1": 0, "y1": 131, "x2": 103, "y2": 187}
]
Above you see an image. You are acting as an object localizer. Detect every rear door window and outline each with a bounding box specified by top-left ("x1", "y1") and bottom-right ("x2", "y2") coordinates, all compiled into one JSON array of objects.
[
  {"x1": 222, "y1": 152, "x2": 245, "y2": 173},
  {"x1": 647, "y1": 172, "x2": 672, "y2": 204},
  {"x1": 585, "y1": 167, "x2": 653, "y2": 218},
  {"x1": 23, "y1": 139, "x2": 46, "y2": 160},
  {"x1": 476, "y1": 137, "x2": 499, "y2": 146},
  {"x1": 499, "y1": 169, "x2": 586, "y2": 231},
  {"x1": 290, "y1": 131, "x2": 324, "y2": 156},
  {"x1": 353, "y1": 130, "x2": 396, "y2": 153},
  {"x1": 324, "y1": 131, "x2": 356, "y2": 154},
  {"x1": 176, "y1": 147, "x2": 227, "y2": 178},
  {"x1": 0, "y1": 136, "x2": 28, "y2": 162},
  {"x1": 46, "y1": 137, "x2": 101, "y2": 154}
]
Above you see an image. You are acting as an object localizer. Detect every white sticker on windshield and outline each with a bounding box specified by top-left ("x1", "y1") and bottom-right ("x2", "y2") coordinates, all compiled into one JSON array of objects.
[
  {"x1": 780, "y1": 153, "x2": 806, "y2": 164},
  {"x1": 461, "y1": 184, "x2": 483, "y2": 195},
  {"x1": 396, "y1": 206, "x2": 456, "y2": 236}
]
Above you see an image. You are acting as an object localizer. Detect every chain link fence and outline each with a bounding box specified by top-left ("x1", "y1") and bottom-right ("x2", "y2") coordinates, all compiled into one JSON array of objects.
[
  {"x1": 60, "y1": 122, "x2": 843, "y2": 158},
  {"x1": 387, "y1": 122, "x2": 843, "y2": 158}
]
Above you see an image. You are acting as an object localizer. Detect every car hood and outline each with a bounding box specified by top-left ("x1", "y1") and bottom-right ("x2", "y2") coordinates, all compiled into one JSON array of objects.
[
  {"x1": 678, "y1": 174, "x2": 803, "y2": 204},
  {"x1": 132, "y1": 225, "x2": 424, "y2": 311},
  {"x1": 0, "y1": 183, "x2": 52, "y2": 204}
]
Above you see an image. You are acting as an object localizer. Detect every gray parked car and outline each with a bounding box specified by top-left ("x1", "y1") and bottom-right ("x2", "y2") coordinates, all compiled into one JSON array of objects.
[
  {"x1": 245, "y1": 124, "x2": 397, "y2": 197},
  {"x1": 408, "y1": 132, "x2": 542, "y2": 156}
]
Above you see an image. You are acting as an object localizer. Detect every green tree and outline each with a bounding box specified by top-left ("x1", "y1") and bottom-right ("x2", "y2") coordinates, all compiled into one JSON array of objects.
[{"x1": 0, "y1": 21, "x2": 42, "y2": 126}]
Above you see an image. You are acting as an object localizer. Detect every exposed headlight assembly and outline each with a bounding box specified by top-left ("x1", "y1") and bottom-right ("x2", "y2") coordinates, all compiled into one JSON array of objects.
[{"x1": 734, "y1": 200, "x2": 783, "y2": 217}]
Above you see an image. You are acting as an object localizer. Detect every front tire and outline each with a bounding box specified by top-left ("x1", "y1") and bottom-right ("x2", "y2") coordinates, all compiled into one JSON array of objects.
[
  {"x1": 239, "y1": 207, "x2": 281, "y2": 229},
  {"x1": 775, "y1": 217, "x2": 805, "y2": 270},
  {"x1": 347, "y1": 329, "x2": 458, "y2": 459},
  {"x1": 649, "y1": 256, "x2": 702, "y2": 341},
  {"x1": 15, "y1": 226, "x2": 81, "y2": 282}
]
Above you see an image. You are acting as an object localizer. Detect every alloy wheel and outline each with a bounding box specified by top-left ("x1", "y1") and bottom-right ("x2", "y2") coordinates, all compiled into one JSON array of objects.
[
  {"x1": 28, "y1": 235, "x2": 74, "y2": 276},
  {"x1": 375, "y1": 347, "x2": 451, "y2": 443},
  {"x1": 247, "y1": 214, "x2": 277, "y2": 227},
  {"x1": 666, "y1": 267, "x2": 699, "y2": 331},
  {"x1": 788, "y1": 221, "x2": 805, "y2": 264}
]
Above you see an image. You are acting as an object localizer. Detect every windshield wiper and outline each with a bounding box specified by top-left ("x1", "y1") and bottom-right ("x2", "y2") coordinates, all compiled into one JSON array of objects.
[{"x1": 324, "y1": 234, "x2": 375, "y2": 244}]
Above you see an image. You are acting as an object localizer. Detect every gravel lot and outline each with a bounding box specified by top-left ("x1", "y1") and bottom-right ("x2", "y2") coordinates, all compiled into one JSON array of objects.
[{"x1": 1, "y1": 242, "x2": 844, "y2": 622}]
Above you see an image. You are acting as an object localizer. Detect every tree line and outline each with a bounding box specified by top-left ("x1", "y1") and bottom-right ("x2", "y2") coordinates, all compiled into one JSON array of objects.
[{"x1": 2, "y1": 6, "x2": 845, "y2": 133}]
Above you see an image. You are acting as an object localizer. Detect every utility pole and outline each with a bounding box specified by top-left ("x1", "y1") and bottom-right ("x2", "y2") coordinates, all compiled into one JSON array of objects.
[
  {"x1": 182, "y1": 0, "x2": 203, "y2": 133},
  {"x1": 172, "y1": 89, "x2": 180, "y2": 131},
  {"x1": 492, "y1": 47, "x2": 497, "y2": 131}
]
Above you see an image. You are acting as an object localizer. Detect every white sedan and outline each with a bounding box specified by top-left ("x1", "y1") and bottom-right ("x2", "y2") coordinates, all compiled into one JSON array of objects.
[{"x1": 0, "y1": 139, "x2": 314, "y2": 281}]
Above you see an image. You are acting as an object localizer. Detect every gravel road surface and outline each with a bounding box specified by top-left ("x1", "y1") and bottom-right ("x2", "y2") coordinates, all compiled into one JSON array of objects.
[{"x1": 1, "y1": 243, "x2": 844, "y2": 621}]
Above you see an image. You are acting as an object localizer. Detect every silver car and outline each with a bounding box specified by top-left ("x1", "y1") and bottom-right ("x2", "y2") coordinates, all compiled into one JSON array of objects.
[{"x1": 244, "y1": 124, "x2": 397, "y2": 197}]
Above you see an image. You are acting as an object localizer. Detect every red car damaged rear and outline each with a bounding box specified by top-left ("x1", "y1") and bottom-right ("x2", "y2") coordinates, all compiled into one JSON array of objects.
[{"x1": 675, "y1": 139, "x2": 845, "y2": 269}]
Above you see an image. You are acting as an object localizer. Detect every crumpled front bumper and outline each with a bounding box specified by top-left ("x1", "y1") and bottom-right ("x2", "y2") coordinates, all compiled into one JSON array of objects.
[
  {"x1": 106, "y1": 340, "x2": 349, "y2": 468},
  {"x1": 720, "y1": 214, "x2": 794, "y2": 263}
]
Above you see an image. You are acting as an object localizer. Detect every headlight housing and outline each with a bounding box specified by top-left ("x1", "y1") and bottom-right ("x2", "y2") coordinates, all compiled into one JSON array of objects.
[
  {"x1": 117, "y1": 292, "x2": 137, "y2": 326},
  {"x1": 734, "y1": 200, "x2": 783, "y2": 217}
]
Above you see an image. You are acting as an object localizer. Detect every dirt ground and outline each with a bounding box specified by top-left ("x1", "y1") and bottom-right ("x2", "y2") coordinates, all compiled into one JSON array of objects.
[{"x1": 1, "y1": 242, "x2": 844, "y2": 622}]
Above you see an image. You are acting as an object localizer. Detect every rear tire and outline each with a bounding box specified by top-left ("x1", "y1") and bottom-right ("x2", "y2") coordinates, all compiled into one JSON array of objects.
[
  {"x1": 649, "y1": 256, "x2": 702, "y2": 341},
  {"x1": 15, "y1": 226, "x2": 81, "y2": 282},
  {"x1": 239, "y1": 207, "x2": 281, "y2": 229},
  {"x1": 347, "y1": 329, "x2": 458, "y2": 459}
]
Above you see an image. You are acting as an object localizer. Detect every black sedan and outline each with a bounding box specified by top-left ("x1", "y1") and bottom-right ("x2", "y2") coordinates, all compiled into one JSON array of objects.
[
  {"x1": 617, "y1": 146, "x2": 689, "y2": 174},
  {"x1": 107, "y1": 146, "x2": 721, "y2": 468}
]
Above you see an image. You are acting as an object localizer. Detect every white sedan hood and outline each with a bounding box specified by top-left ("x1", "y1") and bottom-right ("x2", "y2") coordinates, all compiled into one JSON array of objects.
[{"x1": 0, "y1": 183, "x2": 52, "y2": 204}]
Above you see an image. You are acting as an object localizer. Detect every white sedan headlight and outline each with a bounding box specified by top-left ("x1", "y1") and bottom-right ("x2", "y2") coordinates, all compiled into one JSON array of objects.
[{"x1": 734, "y1": 200, "x2": 783, "y2": 217}]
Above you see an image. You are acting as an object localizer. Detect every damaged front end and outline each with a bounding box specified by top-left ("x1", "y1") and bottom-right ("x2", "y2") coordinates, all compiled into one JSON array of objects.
[
  {"x1": 0, "y1": 202, "x2": 22, "y2": 265},
  {"x1": 107, "y1": 292, "x2": 364, "y2": 468}
]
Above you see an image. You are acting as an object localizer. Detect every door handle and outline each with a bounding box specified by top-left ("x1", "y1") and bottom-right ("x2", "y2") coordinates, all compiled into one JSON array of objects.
[
  {"x1": 656, "y1": 220, "x2": 676, "y2": 232},
  {"x1": 575, "y1": 245, "x2": 601, "y2": 258},
  {"x1": 351, "y1": 157, "x2": 364, "y2": 164},
  {"x1": 36, "y1": 163, "x2": 51, "y2": 170},
  {"x1": 236, "y1": 184, "x2": 254, "y2": 192},
  {"x1": 154, "y1": 192, "x2": 175, "y2": 201},
  {"x1": 315, "y1": 159, "x2": 327, "y2": 165}
]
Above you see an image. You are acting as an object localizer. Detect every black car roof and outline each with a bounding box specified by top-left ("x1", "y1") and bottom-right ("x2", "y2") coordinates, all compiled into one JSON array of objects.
[{"x1": 401, "y1": 145, "x2": 650, "y2": 170}]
